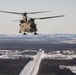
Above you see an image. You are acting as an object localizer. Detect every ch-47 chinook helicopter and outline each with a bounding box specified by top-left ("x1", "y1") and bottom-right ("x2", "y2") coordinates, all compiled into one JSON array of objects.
[{"x1": 0, "y1": 11, "x2": 64, "y2": 35}]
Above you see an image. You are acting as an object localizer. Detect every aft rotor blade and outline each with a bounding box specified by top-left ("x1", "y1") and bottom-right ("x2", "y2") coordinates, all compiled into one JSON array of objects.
[
  {"x1": 27, "y1": 11, "x2": 50, "y2": 14},
  {"x1": 0, "y1": 11, "x2": 50, "y2": 15},
  {"x1": 0, "y1": 11, "x2": 21, "y2": 14},
  {"x1": 34, "y1": 15, "x2": 65, "y2": 20}
]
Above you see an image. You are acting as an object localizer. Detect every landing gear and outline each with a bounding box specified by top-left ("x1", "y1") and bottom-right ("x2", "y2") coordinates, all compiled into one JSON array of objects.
[
  {"x1": 34, "y1": 32, "x2": 37, "y2": 35},
  {"x1": 23, "y1": 33, "x2": 27, "y2": 35}
]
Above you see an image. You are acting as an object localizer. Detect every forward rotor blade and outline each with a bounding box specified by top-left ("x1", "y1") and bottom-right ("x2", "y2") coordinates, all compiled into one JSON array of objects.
[
  {"x1": 12, "y1": 20, "x2": 20, "y2": 21},
  {"x1": 34, "y1": 15, "x2": 65, "y2": 20}
]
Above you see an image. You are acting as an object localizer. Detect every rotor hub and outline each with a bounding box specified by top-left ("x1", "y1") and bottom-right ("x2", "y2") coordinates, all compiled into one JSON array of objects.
[{"x1": 23, "y1": 13, "x2": 27, "y2": 16}]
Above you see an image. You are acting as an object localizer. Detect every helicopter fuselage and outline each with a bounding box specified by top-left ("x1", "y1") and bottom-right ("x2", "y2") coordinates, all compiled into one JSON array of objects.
[{"x1": 19, "y1": 20, "x2": 37, "y2": 34}]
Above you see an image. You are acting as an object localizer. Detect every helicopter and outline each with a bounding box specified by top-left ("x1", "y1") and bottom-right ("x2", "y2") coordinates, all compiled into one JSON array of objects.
[{"x1": 0, "y1": 11, "x2": 65, "y2": 35}]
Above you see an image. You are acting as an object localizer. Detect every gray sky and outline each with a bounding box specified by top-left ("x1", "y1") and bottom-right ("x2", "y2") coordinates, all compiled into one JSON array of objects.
[{"x1": 0, "y1": 0, "x2": 76, "y2": 34}]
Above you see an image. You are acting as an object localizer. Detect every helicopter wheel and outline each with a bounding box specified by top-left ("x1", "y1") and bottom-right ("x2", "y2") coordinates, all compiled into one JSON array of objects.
[
  {"x1": 34, "y1": 32, "x2": 37, "y2": 35},
  {"x1": 23, "y1": 33, "x2": 27, "y2": 35}
]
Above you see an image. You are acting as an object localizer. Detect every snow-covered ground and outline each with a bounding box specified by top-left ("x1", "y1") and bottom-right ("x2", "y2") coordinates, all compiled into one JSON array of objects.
[
  {"x1": 0, "y1": 34, "x2": 76, "y2": 43},
  {"x1": 19, "y1": 50, "x2": 44, "y2": 75},
  {"x1": 0, "y1": 49, "x2": 76, "y2": 74},
  {"x1": 0, "y1": 33, "x2": 76, "y2": 74},
  {"x1": 60, "y1": 65, "x2": 76, "y2": 73}
]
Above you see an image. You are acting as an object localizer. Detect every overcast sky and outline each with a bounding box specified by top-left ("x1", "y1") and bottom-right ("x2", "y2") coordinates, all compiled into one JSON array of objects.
[{"x1": 0, "y1": 0, "x2": 76, "y2": 34}]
